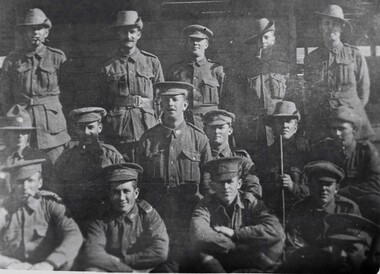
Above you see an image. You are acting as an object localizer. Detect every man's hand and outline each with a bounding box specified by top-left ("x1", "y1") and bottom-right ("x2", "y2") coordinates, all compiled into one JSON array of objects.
[
  {"x1": 280, "y1": 174, "x2": 294, "y2": 192},
  {"x1": 214, "y1": 226, "x2": 234, "y2": 238},
  {"x1": 6, "y1": 261, "x2": 33, "y2": 270},
  {"x1": 30, "y1": 261, "x2": 54, "y2": 271}
]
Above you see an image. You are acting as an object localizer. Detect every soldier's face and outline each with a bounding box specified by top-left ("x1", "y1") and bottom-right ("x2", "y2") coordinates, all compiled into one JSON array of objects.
[
  {"x1": 205, "y1": 124, "x2": 232, "y2": 148},
  {"x1": 257, "y1": 31, "x2": 275, "y2": 50},
  {"x1": 328, "y1": 120, "x2": 355, "y2": 147},
  {"x1": 13, "y1": 172, "x2": 42, "y2": 203},
  {"x1": 330, "y1": 241, "x2": 369, "y2": 273},
  {"x1": 213, "y1": 175, "x2": 242, "y2": 206},
  {"x1": 160, "y1": 95, "x2": 188, "y2": 119},
  {"x1": 76, "y1": 121, "x2": 102, "y2": 145},
  {"x1": 187, "y1": 37, "x2": 209, "y2": 58},
  {"x1": 5, "y1": 130, "x2": 30, "y2": 149},
  {"x1": 273, "y1": 117, "x2": 298, "y2": 140},
  {"x1": 109, "y1": 181, "x2": 139, "y2": 214},
  {"x1": 24, "y1": 25, "x2": 49, "y2": 47},
  {"x1": 310, "y1": 178, "x2": 338, "y2": 207},
  {"x1": 117, "y1": 27, "x2": 141, "y2": 50},
  {"x1": 320, "y1": 17, "x2": 343, "y2": 46}
]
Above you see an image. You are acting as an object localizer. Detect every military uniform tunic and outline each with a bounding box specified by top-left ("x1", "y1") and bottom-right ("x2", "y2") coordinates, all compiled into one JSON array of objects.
[
  {"x1": 52, "y1": 144, "x2": 124, "y2": 222},
  {"x1": 100, "y1": 47, "x2": 164, "y2": 160},
  {"x1": 255, "y1": 137, "x2": 310, "y2": 219},
  {"x1": 0, "y1": 45, "x2": 70, "y2": 150},
  {"x1": 304, "y1": 42, "x2": 374, "y2": 141},
  {"x1": 210, "y1": 143, "x2": 262, "y2": 198},
  {"x1": 237, "y1": 44, "x2": 290, "y2": 152},
  {"x1": 0, "y1": 193, "x2": 83, "y2": 269},
  {"x1": 287, "y1": 195, "x2": 360, "y2": 249},
  {"x1": 190, "y1": 192, "x2": 285, "y2": 272},
  {"x1": 83, "y1": 200, "x2": 169, "y2": 272}
]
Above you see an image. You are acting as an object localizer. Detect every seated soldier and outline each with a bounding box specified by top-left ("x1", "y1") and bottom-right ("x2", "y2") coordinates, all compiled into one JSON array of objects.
[
  {"x1": 256, "y1": 101, "x2": 309, "y2": 219},
  {"x1": 325, "y1": 213, "x2": 380, "y2": 274},
  {"x1": 52, "y1": 107, "x2": 124, "y2": 227},
  {"x1": 0, "y1": 159, "x2": 83, "y2": 270},
  {"x1": 0, "y1": 105, "x2": 53, "y2": 198},
  {"x1": 203, "y1": 109, "x2": 261, "y2": 198},
  {"x1": 82, "y1": 163, "x2": 169, "y2": 272},
  {"x1": 190, "y1": 157, "x2": 284, "y2": 272},
  {"x1": 311, "y1": 106, "x2": 380, "y2": 223},
  {"x1": 287, "y1": 161, "x2": 361, "y2": 250}
]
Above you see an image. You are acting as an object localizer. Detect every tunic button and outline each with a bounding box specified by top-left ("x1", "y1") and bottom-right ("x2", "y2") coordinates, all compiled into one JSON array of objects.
[
  {"x1": 170, "y1": 161, "x2": 174, "y2": 164},
  {"x1": 192, "y1": 157, "x2": 195, "y2": 160}
]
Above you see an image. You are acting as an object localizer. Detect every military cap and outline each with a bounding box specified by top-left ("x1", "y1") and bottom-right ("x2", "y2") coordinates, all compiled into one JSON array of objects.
[
  {"x1": 203, "y1": 157, "x2": 243, "y2": 181},
  {"x1": 245, "y1": 18, "x2": 275, "y2": 45},
  {"x1": 3, "y1": 159, "x2": 45, "y2": 181},
  {"x1": 315, "y1": 5, "x2": 352, "y2": 32},
  {"x1": 264, "y1": 101, "x2": 301, "y2": 125},
  {"x1": 304, "y1": 161, "x2": 345, "y2": 184},
  {"x1": 327, "y1": 106, "x2": 361, "y2": 129},
  {"x1": 154, "y1": 81, "x2": 194, "y2": 97},
  {"x1": 325, "y1": 213, "x2": 380, "y2": 247},
  {"x1": 0, "y1": 104, "x2": 35, "y2": 130},
  {"x1": 203, "y1": 109, "x2": 236, "y2": 126},
  {"x1": 69, "y1": 107, "x2": 107, "y2": 123},
  {"x1": 101, "y1": 163, "x2": 143, "y2": 183},
  {"x1": 183, "y1": 24, "x2": 213, "y2": 39},
  {"x1": 17, "y1": 8, "x2": 52, "y2": 29},
  {"x1": 110, "y1": 10, "x2": 143, "y2": 30}
]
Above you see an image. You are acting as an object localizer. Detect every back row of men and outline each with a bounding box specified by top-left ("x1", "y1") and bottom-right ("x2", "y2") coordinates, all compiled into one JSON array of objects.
[{"x1": 0, "y1": 4, "x2": 379, "y2": 273}]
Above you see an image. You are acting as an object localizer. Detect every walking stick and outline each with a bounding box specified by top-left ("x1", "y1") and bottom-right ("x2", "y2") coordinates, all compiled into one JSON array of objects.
[{"x1": 280, "y1": 135, "x2": 286, "y2": 261}]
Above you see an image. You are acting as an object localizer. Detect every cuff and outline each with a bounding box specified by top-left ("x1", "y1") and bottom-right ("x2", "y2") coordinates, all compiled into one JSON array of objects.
[{"x1": 46, "y1": 252, "x2": 67, "y2": 269}]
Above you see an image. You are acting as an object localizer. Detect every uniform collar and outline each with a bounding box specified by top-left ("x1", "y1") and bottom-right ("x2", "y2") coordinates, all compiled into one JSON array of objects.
[
  {"x1": 115, "y1": 203, "x2": 139, "y2": 223},
  {"x1": 77, "y1": 142, "x2": 103, "y2": 156},
  {"x1": 26, "y1": 44, "x2": 46, "y2": 58},
  {"x1": 163, "y1": 121, "x2": 187, "y2": 138},
  {"x1": 215, "y1": 193, "x2": 244, "y2": 212},
  {"x1": 119, "y1": 47, "x2": 141, "y2": 63},
  {"x1": 314, "y1": 198, "x2": 336, "y2": 214},
  {"x1": 343, "y1": 140, "x2": 357, "y2": 157},
  {"x1": 212, "y1": 143, "x2": 231, "y2": 158},
  {"x1": 26, "y1": 195, "x2": 41, "y2": 212},
  {"x1": 188, "y1": 57, "x2": 207, "y2": 66},
  {"x1": 330, "y1": 42, "x2": 344, "y2": 55}
]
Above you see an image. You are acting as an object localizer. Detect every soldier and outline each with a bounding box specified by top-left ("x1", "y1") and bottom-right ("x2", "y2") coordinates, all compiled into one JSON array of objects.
[
  {"x1": 304, "y1": 4, "x2": 374, "y2": 142},
  {"x1": 82, "y1": 163, "x2": 169, "y2": 272},
  {"x1": 0, "y1": 105, "x2": 52, "y2": 198},
  {"x1": 100, "y1": 10, "x2": 164, "y2": 162},
  {"x1": 167, "y1": 24, "x2": 225, "y2": 128},
  {"x1": 311, "y1": 106, "x2": 380, "y2": 223},
  {"x1": 237, "y1": 18, "x2": 290, "y2": 154},
  {"x1": 203, "y1": 109, "x2": 261, "y2": 198},
  {"x1": 325, "y1": 213, "x2": 380, "y2": 274},
  {"x1": 287, "y1": 161, "x2": 361, "y2": 250},
  {"x1": 0, "y1": 159, "x2": 82, "y2": 270},
  {"x1": 52, "y1": 107, "x2": 124, "y2": 227},
  {"x1": 190, "y1": 157, "x2": 285, "y2": 272},
  {"x1": 256, "y1": 101, "x2": 309, "y2": 219},
  {"x1": 0, "y1": 8, "x2": 71, "y2": 163},
  {"x1": 138, "y1": 81, "x2": 212, "y2": 271}
]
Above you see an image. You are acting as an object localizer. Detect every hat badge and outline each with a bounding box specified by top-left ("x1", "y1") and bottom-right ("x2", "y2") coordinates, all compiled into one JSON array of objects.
[{"x1": 16, "y1": 117, "x2": 24, "y2": 124}]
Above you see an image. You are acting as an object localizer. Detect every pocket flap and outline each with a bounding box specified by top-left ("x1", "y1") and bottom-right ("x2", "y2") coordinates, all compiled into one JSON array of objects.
[
  {"x1": 136, "y1": 69, "x2": 154, "y2": 79},
  {"x1": 38, "y1": 63, "x2": 55, "y2": 73},
  {"x1": 107, "y1": 73, "x2": 126, "y2": 81},
  {"x1": 336, "y1": 56, "x2": 354, "y2": 65},
  {"x1": 44, "y1": 103, "x2": 61, "y2": 113},
  {"x1": 16, "y1": 63, "x2": 31, "y2": 73},
  {"x1": 181, "y1": 150, "x2": 201, "y2": 162},
  {"x1": 269, "y1": 73, "x2": 286, "y2": 82},
  {"x1": 202, "y1": 78, "x2": 220, "y2": 87}
]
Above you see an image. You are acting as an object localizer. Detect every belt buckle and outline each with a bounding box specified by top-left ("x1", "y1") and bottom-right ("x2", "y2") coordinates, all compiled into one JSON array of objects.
[{"x1": 134, "y1": 95, "x2": 142, "y2": 108}]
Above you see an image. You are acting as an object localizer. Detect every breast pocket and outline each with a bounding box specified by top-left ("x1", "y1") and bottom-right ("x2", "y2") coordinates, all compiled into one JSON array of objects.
[
  {"x1": 336, "y1": 58, "x2": 356, "y2": 87},
  {"x1": 179, "y1": 150, "x2": 201, "y2": 183},
  {"x1": 145, "y1": 150, "x2": 165, "y2": 180},
  {"x1": 44, "y1": 103, "x2": 67, "y2": 134},
  {"x1": 16, "y1": 63, "x2": 31, "y2": 87},
  {"x1": 2, "y1": 229, "x2": 21, "y2": 252},
  {"x1": 136, "y1": 70, "x2": 154, "y2": 97},
  {"x1": 268, "y1": 73, "x2": 286, "y2": 99},
  {"x1": 38, "y1": 64, "x2": 58, "y2": 92},
  {"x1": 201, "y1": 78, "x2": 220, "y2": 104},
  {"x1": 106, "y1": 73, "x2": 127, "y2": 96}
]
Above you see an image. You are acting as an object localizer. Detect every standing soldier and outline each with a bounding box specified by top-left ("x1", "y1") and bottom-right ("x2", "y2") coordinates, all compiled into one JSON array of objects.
[
  {"x1": 138, "y1": 81, "x2": 212, "y2": 271},
  {"x1": 168, "y1": 25, "x2": 225, "y2": 128},
  {"x1": 304, "y1": 4, "x2": 374, "y2": 142},
  {"x1": 100, "y1": 10, "x2": 164, "y2": 162},
  {"x1": 52, "y1": 107, "x2": 124, "y2": 227},
  {"x1": 238, "y1": 18, "x2": 290, "y2": 154},
  {"x1": 0, "y1": 8, "x2": 71, "y2": 163}
]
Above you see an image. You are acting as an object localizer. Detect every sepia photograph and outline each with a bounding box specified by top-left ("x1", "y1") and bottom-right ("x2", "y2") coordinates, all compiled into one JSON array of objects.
[{"x1": 0, "y1": 0, "x2": 379, "y2": 273}]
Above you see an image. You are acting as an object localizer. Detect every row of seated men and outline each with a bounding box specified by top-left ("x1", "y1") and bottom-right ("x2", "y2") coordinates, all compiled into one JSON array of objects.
[{"x1": 0, "y1": 81, "x2": 379, "y2": 272}]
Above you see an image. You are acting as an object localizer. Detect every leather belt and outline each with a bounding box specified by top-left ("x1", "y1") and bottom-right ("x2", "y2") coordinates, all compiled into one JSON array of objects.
[
  {"x1": 113, "y1": 95, "x2": 154, "y2": 109},
  {"x1": 22, "y1": 94, "x2": 60, "y2": 106}
]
